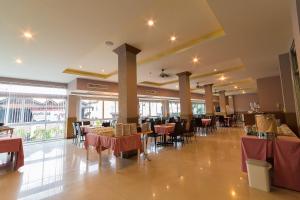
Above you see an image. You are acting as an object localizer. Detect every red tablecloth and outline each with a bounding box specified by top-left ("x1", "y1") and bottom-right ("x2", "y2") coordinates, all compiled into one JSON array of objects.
[
  {"x1": 84, "y1": 133, "x2": 142, "y2": 155},
  {"x1": 273, "y1": 137, "x2": 300, "y2": 191},
  {"x1": 154, "y1": 125, "x2": 175, "y2": 135},
  {"x1": 0, "y1": 137, "x2": 24, "y2": 170},
  {"x1": 241, "y1": 136, "x2": 273, "y2": 172},
  {"x1": 201, "y1": 119, "x2": 211, "y2": 126}
]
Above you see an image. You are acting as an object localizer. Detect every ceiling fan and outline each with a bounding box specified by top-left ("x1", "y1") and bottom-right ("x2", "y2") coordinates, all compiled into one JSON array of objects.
[{"x1": 159, "y1": 68, "x2": 171, "y2": 78}]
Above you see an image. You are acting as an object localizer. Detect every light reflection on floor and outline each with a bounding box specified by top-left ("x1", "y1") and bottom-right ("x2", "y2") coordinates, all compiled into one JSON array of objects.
[{"x1": 0, "y1": 128, "x2": 300, "y2": 200}]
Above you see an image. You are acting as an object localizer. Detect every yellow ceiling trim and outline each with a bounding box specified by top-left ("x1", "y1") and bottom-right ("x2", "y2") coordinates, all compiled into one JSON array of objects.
[
  {"x1": 140, "y1": 65, "x2": 244, "y2": 87},
  {"x1": 63, "y1": 68, "x2": 118, "y2": 79},
  {"x1": 137, "y1": 29, "x2": 225, "y2": 65},
  {"x1": 214, "y1": 78, "x2": 254, "y2": 88}
]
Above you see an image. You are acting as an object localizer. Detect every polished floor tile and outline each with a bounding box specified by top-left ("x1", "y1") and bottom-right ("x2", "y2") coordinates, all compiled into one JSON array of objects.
[{"x1": 0, "y1": 128, "x2": 300, "y2": 200}]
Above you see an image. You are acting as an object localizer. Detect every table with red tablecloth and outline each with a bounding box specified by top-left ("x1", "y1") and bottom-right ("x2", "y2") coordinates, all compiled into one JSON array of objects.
[
  {"x1": 84, "y1": 133, "x2": 142, "y2": 164},
  {"x1": 154, "y1": 125, "x2": 175, "y2": 135},
  {"x1": 241, "y1": 135, "x2": 300, "y2": 191},
  {"x1": 0, "y1": 136, "x2": 24, "y2": 170},
  {"x1": 201, "y1": 119, "x2": 211, "y2": 126}
]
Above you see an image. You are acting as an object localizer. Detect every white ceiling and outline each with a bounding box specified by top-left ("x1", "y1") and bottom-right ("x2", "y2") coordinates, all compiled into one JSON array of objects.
[{"x1": 0, "y1": 0, "x2": 292, "y2": 95}]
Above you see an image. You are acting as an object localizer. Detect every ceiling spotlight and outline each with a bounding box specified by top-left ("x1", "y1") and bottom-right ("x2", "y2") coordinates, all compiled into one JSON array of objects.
[
  {"x1": 242, "y1": 90, "x2": 246, "y2": 94},
  {"x1": 193, "y1": 57, "x2": 199, "y2": 63},
  {"x1": 23, "y1": 31, "x2": 33, "y2": 40},
  {"x1": 234, "y1": 85, "x2": 238, "y2": 89},
  {"x1": 79, "y1": 65, "x2": 83, "y2": 69},
  {"x1": 101, "y1": 69, "x2": 105, "y2": 72},
  {"x1": 15, "y1": 58, "x2": 23, "y2": 64},
  {"x1": 175, "y1": 85, "x2": 179, "y2": 88},
  {"x1": 170, "y1": 35, "x2": 176, "y2": 42},
  {"x1": 214, "y1": 69, "x2": 217, "y2": 72},
  {"x1": 219, "y1": 76, "x2": 226, "y2": 81},
  {"x1": 147, "y1": 19, "x2": 155, "y2": 27}
]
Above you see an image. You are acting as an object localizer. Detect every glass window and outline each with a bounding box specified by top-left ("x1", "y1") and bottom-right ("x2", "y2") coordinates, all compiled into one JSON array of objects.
[
  {"x1": 104, "y1": 100, "x2": 117, "y2": 119},
  {"x1": 169, "y1": 101, "x2": 180, "y2": 116},
  {"x1": 139, "y1": 101, "x2": 150, "y2": 117},
  {"x1": 150, "y1": 102, "x2": 162, "y2": 116},
  {"x1": 0, "y1": 84, "x2": 67, "y2": 142},
  {"x1": 192, "y1": 102, "x2": 205, "y2": 115},
  {"x1": 80, "y1": 100, "x2": 103, "y2": 120}
]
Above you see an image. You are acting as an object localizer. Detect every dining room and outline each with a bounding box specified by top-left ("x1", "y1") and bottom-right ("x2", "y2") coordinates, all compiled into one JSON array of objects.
[{"x1": 1, "y1": 0, "x2": 300, "y2": 200}]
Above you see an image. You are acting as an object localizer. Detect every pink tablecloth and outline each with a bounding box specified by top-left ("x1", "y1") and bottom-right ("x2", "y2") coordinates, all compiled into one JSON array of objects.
[
  {"x1": 241, "y1": 136, "x2": 273, "y2": 172},
  {"x1": 201, "y1": 119, "x2": 211, "y2": 126},
  {"x1": 273, "y1": 137, "x2": 300, "y2": 191},
  {"x1": 84, "y1": 133, "x2": 142, "y2": 155},
  {"x1": 154, "y1": 125, "x2": 175, "y2": 135},
  {"x1": 0, "y1": 137, "x2": 24, "y2": 170}
]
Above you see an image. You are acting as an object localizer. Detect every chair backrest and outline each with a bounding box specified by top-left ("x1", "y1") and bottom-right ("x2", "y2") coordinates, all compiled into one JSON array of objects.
[
  {"x1": 73, "y1": 122, "x2": 82, "y2": 136},
  {"x1": 102, "y1": 122, "x2": 111, "y2": 127},
  {"x1": 82, "y1": 121, "x2": 90, "y2": 126},
  {"x1": 189, "y1": 119, "x2": 196, "y2": 132},
  {"x1": 174, "y1": 122, "x2": 183, "y2": 136}
]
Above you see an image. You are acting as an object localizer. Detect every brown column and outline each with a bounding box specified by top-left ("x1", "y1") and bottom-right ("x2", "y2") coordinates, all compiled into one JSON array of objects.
[
  {"x1": 219, "y1": 90, "x2": 226, "y2": 116},
  {"x1": 279, "y1": 53, "x2": 300, "y2": 134},
  {"x1": 66, "y1": 95, "x2": 80, "y2": 138},
  {"x1": 227, "y1": 95, "x2": 235, "y2": 114},
  {"x1": 113, "y1": 43, "x2": 141, "y2": 124},
  {"x1": 177, "y1": 71, "x2": 193, "y2": 122},
  {"x1": 162, "y1": 100, "x2": 170, "y2": 118},
  {"x1": 204, "y1": 84, "x2": 214, "y2": 115}
]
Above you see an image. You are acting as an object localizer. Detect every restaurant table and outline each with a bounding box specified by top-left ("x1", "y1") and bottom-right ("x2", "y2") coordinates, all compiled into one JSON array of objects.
[
  {"x1": 241, "y1": 136, "x2": 273, "y2": 172},
  {"x1": 273, "y1": 136, "x2": 300, "y2": 191},
  {"x1": 0, "y1": 136, "x2": 24, "y2": 170},
  {"x1": 224, "y1": 117, "x2": 231, "y2": 127},
  {"x1": 154, "y1": 124, "x2": 175, "y2": 145},
  {"x1": 0, "y1": 126, "x2": 14, "y2": 137},
  {"x1": 241, "y1": 135, "x2": 300, "y2": 191},
  {"x1": 84, "y1": 133, "x2": 142, "y2": 165},
  {"x1": 201, "y1": 119, "x2": 211, "y2": 126}
]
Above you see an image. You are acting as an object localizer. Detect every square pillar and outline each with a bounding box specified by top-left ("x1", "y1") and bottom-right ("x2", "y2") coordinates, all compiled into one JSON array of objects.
[
  {"x1": 66, "y1": 95, "x2": 80, "y2": 138},
  {"x1": 177, "y1": 71, "x2": 193, "y2": 122},
  {"x1": 204, "y1": 84, "x2": 214, "y2": 115},
  {"x1": 219, "y1": 90, "x2": 227, "y2": 116},
  {"x1": 113, "y1": 43, "x2": 141, "y2": 124}
]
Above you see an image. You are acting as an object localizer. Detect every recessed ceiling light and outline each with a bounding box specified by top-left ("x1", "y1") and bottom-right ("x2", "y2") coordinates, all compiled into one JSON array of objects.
[
  {"x1": 175, "y1": 85, "x2": 178, "y2": 88},
  {"x1": 15, "y1": 58, "x2": 23, "y2": 64},
  {"x1": 170, "y1": 35, "x2": 176, "y2": 42},
  {"x1": 101, "y1": 69, "x2": 105, "y2": 72},
  {"x1": 193, "y1": 57, "x2": 199, "y2": 63},
  {"x1": 23, "y1": 31, "x2": 33, "y2": 40},
  {"x1": 214, "y1": 69, "x2": 217, "y2": 72},
  {"x1": 219, "y1": 76, "x2": 226, "y2": 81},
  {"x1": 147, "y1": 19, "x2": 155, "y2": 27},
  {"x1": 242, "y1": 90, "x2": 246, "y2": 94},
  {"x1": 79, "y1": 65, "x2": 83, "y2": 69},
  {"x1": 234, "y1": 85, "x2": 238, "y2": 89}
]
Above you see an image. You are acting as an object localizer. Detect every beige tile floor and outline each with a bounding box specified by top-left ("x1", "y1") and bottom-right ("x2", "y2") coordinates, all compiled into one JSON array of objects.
[{"x1": 0, "y1": 128, "x2": 300, "y2": 200}]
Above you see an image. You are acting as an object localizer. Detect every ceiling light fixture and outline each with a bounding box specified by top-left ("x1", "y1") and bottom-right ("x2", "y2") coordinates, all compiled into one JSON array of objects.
[
  {"x1": 79, "y1": 65, "x2": 83, "y2": 69},
  {"x1": 170, "y1": 35, "x2": 176, "y2": 42},
  {"x1": 219, "y1": 76, "x2": 226, "y2": 81},
  {"x1": 214, "y1": 69, "x2": 217, "y2": 72},
  {"x1": 242, "y1": 90, "x2": 246, "y2": 94},
  {"x1": 193, "y1": 57, "x2": 199, "y2": 63},
  {"x1": 234, "y1": 85, "x2": 238, "y2": 89},
  {"x1": 15, "y1": 58, "x2": 23, "y2": 64},
  {"x1": 23, "y1": 31, "x2": 33, "y2": 40},
  {"x1": 147, "y1": 19, "x2": 155, "y2": 27}
]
